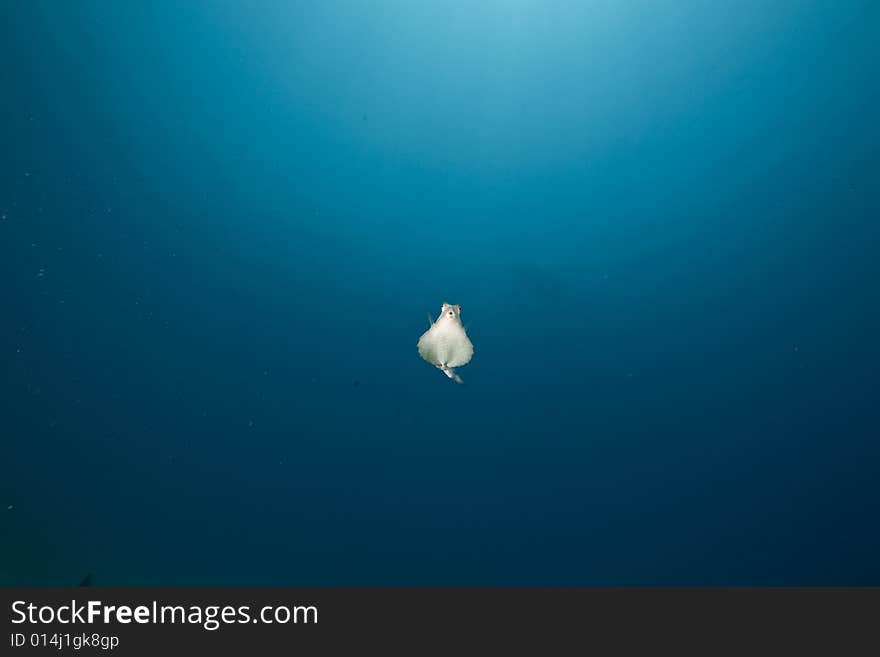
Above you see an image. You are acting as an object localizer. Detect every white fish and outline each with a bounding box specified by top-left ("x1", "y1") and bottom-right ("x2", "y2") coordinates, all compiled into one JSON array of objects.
[{"x1": 417, "y1": 302, "x2": 474, "y2": 384}]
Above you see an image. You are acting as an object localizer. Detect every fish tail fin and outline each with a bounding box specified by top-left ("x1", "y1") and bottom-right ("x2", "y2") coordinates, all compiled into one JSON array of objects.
[{"x1": 441, "y1": 366, "x2": 465, "y2": 384}]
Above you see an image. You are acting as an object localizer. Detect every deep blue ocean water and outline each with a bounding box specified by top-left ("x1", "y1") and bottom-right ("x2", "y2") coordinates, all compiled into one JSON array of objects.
[{"x1": 1, "y1": 1, "x2": 878, "y2": 585}]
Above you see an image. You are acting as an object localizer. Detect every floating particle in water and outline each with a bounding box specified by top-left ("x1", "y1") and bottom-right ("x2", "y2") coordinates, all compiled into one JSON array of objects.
[{"x1": 6, "y1": 505, "x2": 12, "y2": 510}]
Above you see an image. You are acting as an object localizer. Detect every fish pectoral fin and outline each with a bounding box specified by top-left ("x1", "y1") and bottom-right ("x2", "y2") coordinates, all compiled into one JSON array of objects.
[{"x1": 427, "y1": 312, "x2": 434, "y2": 328}]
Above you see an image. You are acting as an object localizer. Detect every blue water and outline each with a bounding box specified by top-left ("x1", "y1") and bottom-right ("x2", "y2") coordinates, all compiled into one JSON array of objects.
[{"x1": 1, "y1": 1, "x2": 878, "y2": 585}]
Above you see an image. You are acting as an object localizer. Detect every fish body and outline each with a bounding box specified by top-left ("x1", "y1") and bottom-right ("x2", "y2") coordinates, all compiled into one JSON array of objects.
[{"x1": 417, "y1": 302, "x2": 473, "y2": 383}]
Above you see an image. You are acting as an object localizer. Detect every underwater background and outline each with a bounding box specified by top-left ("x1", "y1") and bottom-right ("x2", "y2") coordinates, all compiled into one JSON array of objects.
[{"x1": 1, "y1": 1, "x2": 878, "y2": 585}]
